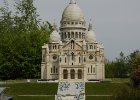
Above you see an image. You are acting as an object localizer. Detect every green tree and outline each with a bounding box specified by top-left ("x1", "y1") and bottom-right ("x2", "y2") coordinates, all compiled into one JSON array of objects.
[
  {"x1": 14, "y1": 0, "x2": 39, "y2": 32},
  {"x1": 0, "y1": 0, "x2": 51, "y2": 80},
  {"x1": 127, "y1": 50, "x2": 140, "y2": 73},
  {"x1": 105, "y1": 52, "x2": 129, "y2": 78}
]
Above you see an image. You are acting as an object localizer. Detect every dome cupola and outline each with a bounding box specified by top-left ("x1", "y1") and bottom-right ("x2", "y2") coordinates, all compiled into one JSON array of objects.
[
  {"x1": 60, "y1": 0, "x2": 86, "y2": 42},
  {"x1": 49, "y1": 23, "x2": 61, "y2": 43},
  {"x1": 85, "y1": 20, "x2": 96, "y2": 42},
  {"x1": 61, "y1": 0, "x2": 84, "y2": 22}
]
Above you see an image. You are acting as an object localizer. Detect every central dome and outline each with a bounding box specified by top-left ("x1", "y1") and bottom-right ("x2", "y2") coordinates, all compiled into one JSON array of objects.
[{"x1": 61, "y1": 0, "x2": 84, "y2": 21}]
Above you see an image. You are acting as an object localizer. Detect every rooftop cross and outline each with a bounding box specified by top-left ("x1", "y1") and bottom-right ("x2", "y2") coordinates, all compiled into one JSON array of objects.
[
  {"x1": 52, "y1": 20, "x2": 58, "y2": 31},
  {"x1": 88, "y1": 19, "x2": 93, "y2": 31}
]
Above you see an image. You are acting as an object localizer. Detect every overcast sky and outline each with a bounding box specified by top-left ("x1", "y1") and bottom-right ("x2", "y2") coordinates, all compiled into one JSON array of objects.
[{"x1": 0, "y1": 0, "x2": 140, "y2": 60}]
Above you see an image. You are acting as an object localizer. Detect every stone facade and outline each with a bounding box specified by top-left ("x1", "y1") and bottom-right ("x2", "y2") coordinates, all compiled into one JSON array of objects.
[{"x1": 41, "y1": 0, "x2": 105, "y2": 82}]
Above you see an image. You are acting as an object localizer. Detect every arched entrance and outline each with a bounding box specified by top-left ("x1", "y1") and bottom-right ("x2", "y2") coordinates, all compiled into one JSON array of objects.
[
  {"x1": 63, "y1": 69, "x2": 68, "y2": 79},
  {"x1": 78, "y1": 69, "x2": 82, "y2": 79},
  {"x1": 70, "y1": 69, "x2": 75, "y2": 79}
]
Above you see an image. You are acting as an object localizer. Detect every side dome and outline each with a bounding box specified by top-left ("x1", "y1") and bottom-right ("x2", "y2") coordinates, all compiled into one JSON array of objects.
[
  {"x1": 49, "y1": 30, "x2": 61, "y2": 43},
  {"x1": 85, "y1": 21, "x2": 96, "y2": 42},
  {"x1": 85, "y1": 30, "x2": 96, "y2": 42},
  {"x1": 61, "y1": 0, "x2": 84, "y2": 21}
]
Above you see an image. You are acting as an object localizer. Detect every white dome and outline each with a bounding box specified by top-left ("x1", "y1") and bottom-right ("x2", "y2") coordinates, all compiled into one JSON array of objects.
[
  {"x1": 85, "y1": 30, "x2": 96, "y2": 42},
  {"x1": 49, "y1": 30, "x2": 61, "y2": 43},
  {"x1": 62, "y1": 1, "x2": 84, "y2": 21}
]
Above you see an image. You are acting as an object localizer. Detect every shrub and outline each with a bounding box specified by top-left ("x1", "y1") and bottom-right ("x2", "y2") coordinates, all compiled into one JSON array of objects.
[{"x1": 131, "y1": 66, "x2": 140, "y2": 88}]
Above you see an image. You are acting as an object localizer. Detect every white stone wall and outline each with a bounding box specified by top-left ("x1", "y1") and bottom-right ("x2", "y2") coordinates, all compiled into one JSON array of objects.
[{"x1": 41, "y1": 40, "x2": 105, "y2": 81}]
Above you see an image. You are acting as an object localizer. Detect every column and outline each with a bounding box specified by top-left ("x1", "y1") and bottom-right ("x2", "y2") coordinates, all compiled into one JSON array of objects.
[
  {"x1": 68, "y1": 69, "x2": 70, "y2": 80},
  {"x1": 66, "y1": 32, "x2": 68, "y2": 39},
  {"x1": 58, "y1": 66, "x2": 61, "y2": 81},
  {"x1": 83, "y1": 64, "x2": 87, "y2": 82},
  {"x1": 75, "y1": 69, "x2": 78, "y2": 80}
]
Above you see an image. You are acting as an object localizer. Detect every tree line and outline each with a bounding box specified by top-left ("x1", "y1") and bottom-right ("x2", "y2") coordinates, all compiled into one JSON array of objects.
[
  {"x1": 105, "y1": 51, "x2": 140, "y2": 78},
  {"x1": 0, "y1": 0, "x2": 52, "y2": 80},
  {"x1": 106, "y1": 51, "x2": 140, "y2": 88}
]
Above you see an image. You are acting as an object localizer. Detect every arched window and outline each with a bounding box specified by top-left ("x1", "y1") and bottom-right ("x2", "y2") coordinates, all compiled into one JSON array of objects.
[
  {"x1": 54, "y1": 45, "x2": 57, "y2": 49},
  {"x1": 79, "y1": 57, "x2": 81, "y2": 63},
  {"x1": 84, "y1": 57, "x2": 86, "y2": 62},
  {"x1": 71, "y1": 32, "x2": 74, "y2": 38},
  {"x1": 51, "y1": 68, "x2": 53, "y2": 73},
  {"x1": 90, "y1": 45, "x2": 93, "y2": 49},
  {"x1": 71, "y1": 52, "x2": 74, "y2": 61},
  {"x1": 75, "y1": 32, "x2": 78, "y2": 38},
  {"x1": 64, "y1": 32, "x2": 67, "y2": 39},
  {"x1": 88, "y1": 68, "x2": 89, "y2": 73},
  {"x1": 65, "y1": 57, "x2": 67, "y2": 63},
  {"x1": 70, "y1": 69, "x2": 75, "y2": 79},
  {"x1": 91, "y1": 65, "x2": 93, "y2": 73},
  {"x1": 63, "y1": 69, "x2": 68, "y2": 79},
  {"x1": 79, "y1": 32, "x2": 81, "y2": 38},
  {"x1": 53, "y1": 45, "x2": 54, "y2": 49},
  {"x1": 78, "y1": 70, "x2": 82, "y2": 79},
  {"x1": 68, "y1": 32, "x2": 70, "y2": 38}
]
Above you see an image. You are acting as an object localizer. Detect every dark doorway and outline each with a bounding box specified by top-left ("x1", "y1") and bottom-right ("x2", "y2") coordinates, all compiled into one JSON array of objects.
[
  {"x1": 70, "y1": 69, "x2": 75, "y2": 79},
  {"x1": 78, "y1": 69, "x2": 82, "y2": 79},
  {"x1": 63, "y1": 69, "x2": 68, "y2": 79}
]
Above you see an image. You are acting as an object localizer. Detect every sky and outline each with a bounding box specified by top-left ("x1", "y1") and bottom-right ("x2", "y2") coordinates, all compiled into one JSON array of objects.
[{"x1": 0, "y1": 0, "x2": 140, "y2": 60}]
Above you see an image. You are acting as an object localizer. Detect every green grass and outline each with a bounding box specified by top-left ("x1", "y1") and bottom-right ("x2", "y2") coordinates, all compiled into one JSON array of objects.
[
  {"x1": 14, "y1": 96, "x2": 54, "y2": 100},
  {"x1": 86, "y1": 96, "x2": 110, "y2": 100},
  {"x1": 0, "y1": 78, "x2": 132, "y2": 100},
  {"x1": 1, "y1": 83, "x2": 58, "y2": 95},
  {"x1": 86, "y1": 82, "x2": 130, "y2": 95},
  {"x1": 0, "y1": 83, "x2": 58, "y2": 100}
]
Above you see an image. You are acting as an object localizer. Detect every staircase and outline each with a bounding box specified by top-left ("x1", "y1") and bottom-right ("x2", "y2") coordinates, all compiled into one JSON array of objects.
[{"x1": 55, "y1": 82, "x2": 85, "y2": 100}]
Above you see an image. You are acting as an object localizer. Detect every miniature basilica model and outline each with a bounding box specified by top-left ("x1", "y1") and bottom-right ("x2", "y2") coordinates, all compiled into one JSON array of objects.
[{"x1": 41, "y1": 0, "x2": 105, "y2": 82}]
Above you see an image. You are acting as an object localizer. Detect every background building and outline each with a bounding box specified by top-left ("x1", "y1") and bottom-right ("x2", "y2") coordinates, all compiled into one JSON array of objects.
[{"x1": 41, "y1": 0, "x2": 105, "y2": 82}]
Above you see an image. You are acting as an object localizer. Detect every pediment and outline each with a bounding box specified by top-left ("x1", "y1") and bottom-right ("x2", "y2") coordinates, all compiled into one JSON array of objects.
[{"x1": 62, "y1": 41, "x2": 82, "y2": 50}]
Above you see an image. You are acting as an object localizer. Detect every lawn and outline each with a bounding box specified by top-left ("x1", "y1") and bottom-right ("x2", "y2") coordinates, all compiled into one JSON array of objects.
[
  {"x1": 86, "y1": 82, "x2": 130, "y2": 95},
  {"x1": 0, "y1": 82, "x2": 58, "y2": 100},
  {"x1": 86, "y1": 96, "x2": 110, "y2": 100},
  {"x1": 3, "y1": 83, "x2": 58, "y2": 95},
  {"x1": 14, "y1": 96, "x2": 54, "y2": 100},
  {"x1": 0, "y1": 78, "x2": 130, "y2": 100}
]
